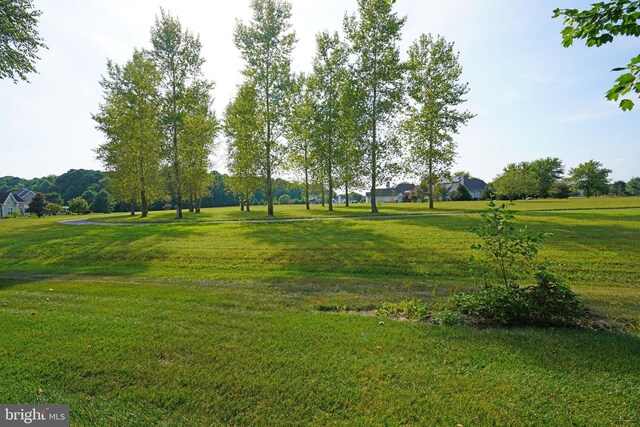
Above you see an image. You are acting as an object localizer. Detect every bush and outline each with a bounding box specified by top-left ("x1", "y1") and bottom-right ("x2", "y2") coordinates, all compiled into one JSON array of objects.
[
  {"x1": 68, "y1": 197, "x2": 90, "y2": 215},
  {"x1": 453, "y1": 200, "x2": 588, "y2": 326},
  {"x1": 450, "y1": 267, "x2": 587, "y2": 326},
  {"x1": 278, "y1": 194, "x2": 291, "y2": 205},
  {"x1": 450, "y1": 184, "x2": 472, "y2": 201},
  {"x1": 548, "y1": 181, "x2": 572, "y2": 199}
]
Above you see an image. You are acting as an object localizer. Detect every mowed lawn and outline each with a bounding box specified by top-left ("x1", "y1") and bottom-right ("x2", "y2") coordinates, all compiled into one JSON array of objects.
[{"x1": 1, "y1": 199, "x2": 640, "y2": 425}]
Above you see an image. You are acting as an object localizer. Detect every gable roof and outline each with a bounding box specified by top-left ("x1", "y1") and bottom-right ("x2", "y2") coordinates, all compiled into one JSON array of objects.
[
  {"x1": 394, "y1": 183, "x2": 416, "y2": 193},
  {"x1": 16, "y1": 188, "x2": 34, "y2": 199},
  {"x1": 10, "y1": 192, "x2": 25, "y2": 202},
  {"x1": 0, "y1": 192, "x2": 21, "y2": 204},
  {"x1": 462, "y1": 178, "x2": 487, "y2": 192}
]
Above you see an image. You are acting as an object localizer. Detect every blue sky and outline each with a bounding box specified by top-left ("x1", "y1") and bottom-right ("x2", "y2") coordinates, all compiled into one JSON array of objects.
[{"x1": 0, "y1": 0, "x2": 638, "y2": 182}]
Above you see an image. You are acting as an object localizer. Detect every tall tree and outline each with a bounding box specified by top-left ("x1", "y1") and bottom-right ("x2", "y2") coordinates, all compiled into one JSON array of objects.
[
  {"x1": 528, "y1": 157, "x2": 565, "y2": 198},
  {"x1": 627, "y1": 176, "x2": 640, "y2": 196},
  {"x1": 308, "y1": 31, "x2": 349, "y2": 212},
  {"x1": 150, "y1": 9, "x2": 213, "y2": 219},
  {"x1": 404, "y1": 34, "x2": 474, "y2": 209},
  {"x1": 181, "y1": 81, "x2": 218, "y2": 213},
  {"x1": 287, "y1": 73, "x2": 316, "y2": 210},
  {"x1": 94, "y1": 50, "x2": 164, "y2": 217},
  {"x1": 224, "y1": 81, "x2": 264, "y2": 212},
  {"x1": 0, "y1": 0, "x2": 47, "y2": 83},
  {"x1": 553, "y1": 0, "x2": 640, "y2": 110},
  {"x1": 569, "y1": 160, "x2": 612, "y2": 197},
  {"x1": 234, "y1": 0, "x2": 296, "y2": 216},
  {"x1": 493, "y1": 163, "x2": 537, "y2": 201},
  {"x1": 344, "y1": 0, "x2": 406, "y2": 213}
]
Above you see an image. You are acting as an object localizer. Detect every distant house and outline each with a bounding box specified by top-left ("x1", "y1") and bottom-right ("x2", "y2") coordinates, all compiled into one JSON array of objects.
[
  {"x1": 440, "y1": 176, "x2": 487, "y2": 200},
  {"x1": 13, "y1": 188, "x2": 36, "y2": 205},
  {"x1": 0, "y1": 192, "x2": 28, "y2": 217},
  {"x1": 364, "y1": 183, "x2": 416, "y2": 203}
]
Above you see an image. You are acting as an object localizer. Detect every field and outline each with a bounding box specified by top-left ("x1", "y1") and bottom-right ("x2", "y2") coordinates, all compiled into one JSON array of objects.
[{"x1": 1, "y1": 198, "x2": 640, "y2": 425}]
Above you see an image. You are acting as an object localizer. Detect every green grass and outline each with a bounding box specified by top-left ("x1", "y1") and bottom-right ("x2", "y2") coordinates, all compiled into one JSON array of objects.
[
  {"x1": 91, "y1": 196, "x2": 640, "y2": 223},
  {"x1": 1, "y1": 199, "x2": 640, "y2": 424}
]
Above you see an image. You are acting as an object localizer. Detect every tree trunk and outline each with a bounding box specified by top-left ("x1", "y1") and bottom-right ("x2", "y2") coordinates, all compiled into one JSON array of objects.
[
  {"x1": 241, "y1": 197, "x2": 245, "y2": 211},
  {"x1": 189, "y1": 193, "x2": 195, "y2": 213},
  {"x1": 196, "y1": 197, "x2": 201, "y2": 214},
  {"x1": 345, "y1": 182, "x2": 349, "y2": 207},
  {"x1": 130, "y1": 200, "x2": 136, "y2": 216},
  {"x1": 321, "y1": 187, "x2": 325, "y2": 207},
  {"x1": 246, "y1": 199, "x2": 251, "y2": 212},
  {"x1": 304, "y1": 144, "x2": 310, "y2": 210},
  {"x1": 266, "y1": 72, "x2": 274, "y2": 217},
  {"x1": 141, "y1": 189, "x2": 148, "y2": 218},
  {"x1": 428, "y1": 138, "x2": 434, "y2": 210},
  {"x1": 370, "y1": 87, "x2": 378, "y2": 213},
  {"x1": 328, "y1": 159, "x2": 333, "y2": 212}
]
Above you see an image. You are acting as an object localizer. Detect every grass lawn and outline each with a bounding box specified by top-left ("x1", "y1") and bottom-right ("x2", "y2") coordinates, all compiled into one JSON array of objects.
[
  {"x1": 92, "y1": 196, "x2": 640, "y2": 223},
  {"x1": 1, "y1": 198, "x2": 640, "y2": 425}
]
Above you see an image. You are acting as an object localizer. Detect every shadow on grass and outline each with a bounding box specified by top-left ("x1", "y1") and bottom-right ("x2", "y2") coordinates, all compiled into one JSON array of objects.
[{"x1": 0, "y1": 221, "x2": 195, "y2": 284}]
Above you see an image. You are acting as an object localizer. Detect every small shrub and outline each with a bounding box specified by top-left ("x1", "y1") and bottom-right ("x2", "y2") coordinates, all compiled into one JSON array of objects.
[{"x1": 449, "y1": 266, "x2": 587, "y2": 326}]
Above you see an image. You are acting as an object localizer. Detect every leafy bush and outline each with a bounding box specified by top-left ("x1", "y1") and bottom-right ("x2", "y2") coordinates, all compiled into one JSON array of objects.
[
  {"x1": 451, "y1": 200, "x2": 588, "y2": 326},
  {"x1": 471, "y1": 200, "x2": 547, "y2": 287},
  {"x1": 278, "y1": 194, "x2": 291, "y2": 205},
  {"x1": 68, "y1": 197, "x2": 90, "y2": 215},
  {"x1": 450, "y1": 184, "x2": 472, "y2": 201},
  {"x1": 450, "y1": 267, "x2": 587, "y2": 326}
]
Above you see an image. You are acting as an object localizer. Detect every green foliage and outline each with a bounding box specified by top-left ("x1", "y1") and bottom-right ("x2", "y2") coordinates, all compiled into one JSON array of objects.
[
  {"x1": 0, "y1": 0, "x2": 47, "y2": 83},
  {"x1": 234, "y1": 0, "x2": 296, "y2": 216},
  {"x1": 471, "y1": 200, "x2": 547, "y2": 288},
  {"x1": 553, "y1": 1, "x2": 640, "y2": 110},
  {"x1": 91, "y1": 190, "x2": 114, "y2": 214},
  {"x1": 450, "y1": 266, "x2": 587, "y2": 326},
  {"x1": 548, "y1": 181, "x2": 572, "y2": 199},
  {"x1": 610, "y1": 180, "x2": 628, "y2": 196},
  {"x1": 344, "y1": 0, "x2": 406, "y2": 213},
  {"x1": 26, "y1": 192, "x2": 47, "y2": 217},
  {"x1": 278, "y1": 194, "x2": 291, "y2": 205},
  {"x1": 150, "y1": 9, "x2": 216, "y2": 219},
  {"x1": 569, "y1": 160, "x2": 612, "y2": 197},
  {"x1": 68, "y1": 197, "x2": 89, "y2": 215},
  {"x1": 450, "y1": 184, "x2": 472, "y2": 201},
  {"x1": 54, "y1": 169, "x2": 105, "y2": 203},
  {"x1": 375, "y1": 299, "x2": 430, "y2": 320},
  {"x1": 45, "y1": 202, "x2": 62, "y2": 216},
  {"x1": 404, "y1": 34, "x2": 474, "y2": 209},
  {"x1": 628, "y1": 176, "x2": 640, "y2": 195},
  {"x1": 94, "y1": 49, "x2": 165, "y2": 218},
  {"x1": 492, "y1": 163, "x2": 537, "y2": 201}
]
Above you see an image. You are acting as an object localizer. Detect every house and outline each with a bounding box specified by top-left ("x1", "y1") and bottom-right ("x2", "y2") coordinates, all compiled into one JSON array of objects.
[
  {"x1": 0, "y1": 192, "x2": 28, "y2": 217},
  {"x1": 364, "y1": 183, "x2": 416, "y2": 203},
  {"x1": 440, "y1": 176, "x2": 487, "y2": 200},
  {"x1": 13, "y1": 188, "x2": 36, "y2": 205}
]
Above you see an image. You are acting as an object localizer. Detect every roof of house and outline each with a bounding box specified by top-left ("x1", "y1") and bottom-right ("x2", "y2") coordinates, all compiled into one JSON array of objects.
[
  {"x1": 365, "y1": 188, "x2": 397, "y2": 197},
  {"x1": 15, "y1": 188, "x2": 33, "y2": 199},
  {"x1": 366, "y1": 183, "x2": 416, "y2": 198},
  {"x1": 0, "y1": 192, "x2": 24, "y2": 204},
  {"x1": 395, "y1": 183, "x2": 416, "y2": 193},
  {"x1": 462, "y1": 178, "x2": 487, "y2": 192}
]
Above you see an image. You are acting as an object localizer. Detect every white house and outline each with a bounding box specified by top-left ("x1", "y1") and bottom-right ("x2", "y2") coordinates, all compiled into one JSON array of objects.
[
  {"x1": 0, "y1": 192, "x2": 29, "y2": 217},
  {"x1": 364, "y1": 183, "x2": 416, "y2": 203}
]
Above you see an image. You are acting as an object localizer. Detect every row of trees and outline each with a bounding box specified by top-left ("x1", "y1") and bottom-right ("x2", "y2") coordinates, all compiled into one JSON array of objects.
[
  {"x1": 94, "y1": 10, "x2": 218, "y2": 218},
  {"x1": 224, "y1": 0, "x2": 473, "y2": 215},
  {"x1": 490, "y1": 158, "x2": 640, "y2": 200}
]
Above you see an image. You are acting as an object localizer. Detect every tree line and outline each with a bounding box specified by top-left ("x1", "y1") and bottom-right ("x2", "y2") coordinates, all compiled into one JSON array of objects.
[
  {"x1": 92, "y1": 0, "x2": 474, "y2": 218},
  {"x1": 488, "y1": 158, "x2": 640, "y2": 200}
]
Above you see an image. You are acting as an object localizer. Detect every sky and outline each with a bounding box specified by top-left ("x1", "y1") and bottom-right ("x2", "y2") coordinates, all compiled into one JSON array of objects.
[{"x1": 1, "y1": 0, "x2": 638, "y2": 183}]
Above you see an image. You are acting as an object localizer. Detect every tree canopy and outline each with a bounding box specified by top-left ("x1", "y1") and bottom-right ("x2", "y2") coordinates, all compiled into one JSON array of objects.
[{"x1": 0, "y1": 0, "x2": 47, "y2": 83}]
